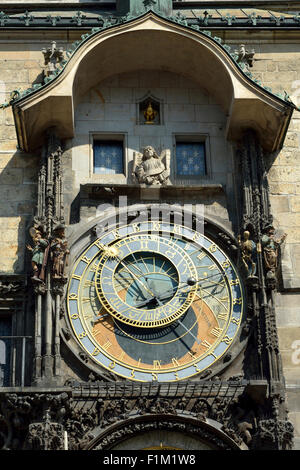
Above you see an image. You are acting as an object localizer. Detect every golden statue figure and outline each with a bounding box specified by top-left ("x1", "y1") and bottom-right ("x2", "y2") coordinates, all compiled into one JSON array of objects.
[{"x1": 144, "y1": 101, "x2": 157, "y2": 124}]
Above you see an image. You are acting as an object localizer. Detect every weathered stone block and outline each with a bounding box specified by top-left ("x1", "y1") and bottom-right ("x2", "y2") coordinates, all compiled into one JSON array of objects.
[
  {"x1": 0, "y1": 167, "x2": 23, "y2": 184},
  {"x1": 269, "y1": 182, "x2": 296, "y2": 195},
  {"x1": 269, "y1": 195, "x2": 290, "y2": 213},
  {"x1": 252, "y1": 60, "x2": 268, "y2": 72},
  {"x1": 0, "y1": 125, "x2": 17, "y2": 140},
  {"x1": 276, "y1": 212, "x2": 300, "y2": 227},
  {"x1": 288, "y1": 412, "x2": 300, "y2": 436},
  {"x1": 278, "y1": 326, "x2": 300, "y2": 351},
  {"x1": 281, "y1": 228, "x2": 300, "y2": 243},
  {"x1": 269, "y1": 166, "x2": 300, "y2": 182},
  {"x1": 291, "y1": 245, "x2": 300, "y2": 274},
  {"x1": 285, "y1": 132, "x2": 300, "y2": 148},
  {"x1": 277, "y1": 61, "x2": 297, "y2": 72},
  {"x1": 263, "y1": 71, "x2": 297, "y2": 83},
  {"x1": 279, "y1": 149, "x2": 300, "y2": 166},
  {"x1": 289, "y1": 196, "x2": 300, "y2": 212},
  {"x1": 0, "y1": 68, "x2": 29, "y2": 83}
]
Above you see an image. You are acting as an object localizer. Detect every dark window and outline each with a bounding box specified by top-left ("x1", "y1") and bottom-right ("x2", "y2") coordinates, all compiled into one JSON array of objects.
[
  {"x1": 176, "y1": 142, "x2": 206, "y2": 176},
  {"x1": 93, "y1": 140, "x2": 124, "y2": 175},
  {"x1": 0, "y1": 317, "x2": 12, "y2": 386}
]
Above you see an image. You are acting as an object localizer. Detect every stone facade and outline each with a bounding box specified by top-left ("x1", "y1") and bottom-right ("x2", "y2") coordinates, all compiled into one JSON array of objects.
[{"x1": 0, "y1": 0, "x2": 299, "y2": 451}]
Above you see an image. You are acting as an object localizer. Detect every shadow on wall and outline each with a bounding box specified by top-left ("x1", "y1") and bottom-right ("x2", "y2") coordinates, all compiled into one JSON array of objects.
[{"x1": 0, "y1": 149, "x2": 39, "y2": 274}]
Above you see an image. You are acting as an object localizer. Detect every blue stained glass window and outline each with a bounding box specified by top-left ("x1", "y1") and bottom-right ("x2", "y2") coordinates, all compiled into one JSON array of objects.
[
  {"x1": 94, "y1": 140, "x2": 124, "y2": 175},
  {"x1": 176, "y1": 142, "x2": 206, "y2": 176}
]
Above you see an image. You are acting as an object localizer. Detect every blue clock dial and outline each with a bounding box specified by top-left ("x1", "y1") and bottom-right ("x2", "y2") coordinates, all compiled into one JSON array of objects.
[
  {"x1": 67, "y1": 221, "x2": 245, "y2": 382},
  {"x1": 115, "y1": 252, "x2": 178, "y2": 309},
  {"x1": 95, "y1": 234, "x2": 198, "y2": 328}
]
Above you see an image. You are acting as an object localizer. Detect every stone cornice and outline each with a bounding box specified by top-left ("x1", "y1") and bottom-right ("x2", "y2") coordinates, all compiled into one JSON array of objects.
[
  {"x1": 7, "y1": 10, "x2": 296, "y2": 108},
  {"x1": 9, "y1": 10, "x2": 296, "y2": 153}
]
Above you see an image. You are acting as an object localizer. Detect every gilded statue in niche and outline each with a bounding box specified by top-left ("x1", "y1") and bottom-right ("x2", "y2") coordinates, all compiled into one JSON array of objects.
[
  {"x1": 144, "y1": 101, "x2": 158, "y2": 124},
  {"x1": 138, "y1": 95, "x2": 161, "y2": 125},
  {"x1": 132, "y1": 145, "x2": 170, "y2": 186}
]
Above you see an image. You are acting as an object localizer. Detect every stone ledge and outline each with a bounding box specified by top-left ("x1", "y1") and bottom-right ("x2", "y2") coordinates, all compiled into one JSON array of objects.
[{"x1": 80, "y1": 183, "x2": 224, "y2": 201}]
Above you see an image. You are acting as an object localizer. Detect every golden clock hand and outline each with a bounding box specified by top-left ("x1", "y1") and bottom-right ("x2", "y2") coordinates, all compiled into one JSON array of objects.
[
  {"x1": 118, "y1": 259, "x2": 156, "y2": 298},
  {"x1": 149, "y1": 282, "x2": 201, "y2": 344},
  {"x1": 134, "y1": 272, "x2": 225, "y2": 308}
]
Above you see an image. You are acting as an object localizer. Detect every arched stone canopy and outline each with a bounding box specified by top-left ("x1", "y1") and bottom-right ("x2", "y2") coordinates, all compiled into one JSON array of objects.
[
  {"x1": 85, "y1": 414, "x2": 247, "y2": 450},
  {"x1": 12, "y1": 11, "x2": 295, "y2": 153}
]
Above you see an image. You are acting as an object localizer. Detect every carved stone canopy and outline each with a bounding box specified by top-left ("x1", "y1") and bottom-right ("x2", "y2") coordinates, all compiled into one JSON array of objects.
[{"x1": 12, "y1": 11, "x2": 294, "y2": 152}]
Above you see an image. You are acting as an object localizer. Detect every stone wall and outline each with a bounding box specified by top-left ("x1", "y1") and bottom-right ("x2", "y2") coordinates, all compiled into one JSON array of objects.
[
  {"x1": 0, "y1": 52, "x2": 41, "y2": 272},
  {"x1": 0, "y1": 38, "x2": 71, "y2": 272},
  {"x1": 249, "y1": 41, "x2": 300, "y2": 449},
  {"x1": 72, "y1": 70, "x2": 229, "y2": 188},
  {"x1": 0, "y1": 32, "x2": 300, "y2": 448}
]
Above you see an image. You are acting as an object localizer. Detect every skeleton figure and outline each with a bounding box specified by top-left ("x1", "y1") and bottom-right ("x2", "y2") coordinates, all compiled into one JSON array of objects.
[
  {"x1": 132, "y1": 145, "x2": 170, "y2": 185},
  {"x1": 238, "y1": 230, "x2": 257, "y2": 277}
]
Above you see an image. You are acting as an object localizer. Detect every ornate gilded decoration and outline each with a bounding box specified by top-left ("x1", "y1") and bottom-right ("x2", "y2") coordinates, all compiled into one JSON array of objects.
[
  {"x1": 66, "y1": 220, "x2": 244, "y2": 382},
  {"x1": 138, "y1": 93, "x2": 161, "y2": 125},
  {"x1": 143, "y1": 101, "x2": 157, "y2": 124}
]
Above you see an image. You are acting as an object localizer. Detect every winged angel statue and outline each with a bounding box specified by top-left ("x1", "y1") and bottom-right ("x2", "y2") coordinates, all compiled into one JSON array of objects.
[{"x1": 132, "y1": 146, "x2": 170, "y2": 185}]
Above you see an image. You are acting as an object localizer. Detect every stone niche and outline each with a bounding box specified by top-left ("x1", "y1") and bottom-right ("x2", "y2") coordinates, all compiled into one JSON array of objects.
[{"x1": 71, "y1": 69, "x2": 230, "y2": 191}]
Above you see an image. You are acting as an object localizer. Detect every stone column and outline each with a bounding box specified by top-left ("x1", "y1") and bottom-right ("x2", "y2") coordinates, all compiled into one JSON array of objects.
[
  {"x1": 238, "y1": 129, "x2": 292, "y2": 449},
  {"x1": 30, "y1": 129, "x2": 67, "y2": 385}
]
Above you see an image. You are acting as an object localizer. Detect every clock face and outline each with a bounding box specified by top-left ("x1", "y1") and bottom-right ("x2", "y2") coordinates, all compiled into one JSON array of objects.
[{"x1": 67, "y1": 221, "x2": 244, "y2": 382}]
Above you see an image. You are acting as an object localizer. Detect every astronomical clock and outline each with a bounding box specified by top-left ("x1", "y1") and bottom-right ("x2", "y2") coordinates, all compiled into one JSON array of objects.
[{"x1": 67, "y1": 218, "x2": 245, "y2": 382}]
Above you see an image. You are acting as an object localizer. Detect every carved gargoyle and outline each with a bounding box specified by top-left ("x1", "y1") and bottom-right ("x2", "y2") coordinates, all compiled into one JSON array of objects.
[
  {"x1": 132, "y1": 145, "x2": 170, "y2": 186},
  {"x1": 42, "y1": 41, "x2": 64, "y2": 79}
]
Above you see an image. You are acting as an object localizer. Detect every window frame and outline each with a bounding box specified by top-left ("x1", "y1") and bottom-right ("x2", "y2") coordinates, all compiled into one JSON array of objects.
[
  {"x1": 90, "y1": 133, "x2": 127, "y2": 178},
  {"x1": 173, "y1": 133, "x2": 211, "y2": 181}
]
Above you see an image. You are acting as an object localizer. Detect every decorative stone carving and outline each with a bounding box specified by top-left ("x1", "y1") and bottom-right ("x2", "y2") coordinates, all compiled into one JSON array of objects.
[
  {"x1": 42, "y1": 41, "x2": 64, "y2": 80},
  {"x1": 50, "y1": 224, "x2": 69, "y2": 281},
  {"x1": 235, "y1": 44, "x2": 255, "y2": 69},
  {"x1": 261, "y1": 225, "x2": 287, "y2": 287},
  {"x1": 132, "y1": 146, "x2": 170, "y2": 185},
  {"x1": 238, "y1": 230, "x2": 257, "y2": 278},
  {"x1": 27, "y1": 412, "x2": 65, "y2": 450},
  {"x1": 92, "y1": 419, "x2": 235, "y2": 451},
  {"x1": 26, "y1": 226, "x2": 50, "y2": 283},
  {"x1": 64, "y1": 408, "x2": 97, "y2": 450},
  {"x1": 0, "y1": 279, "x2": 23, "y2": 296},
  {"x1": 253, "y1": 418, "x2": 294, "y2": 450}
]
